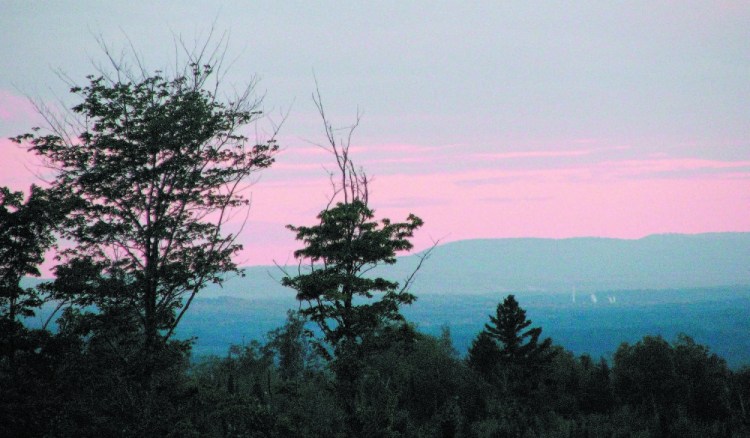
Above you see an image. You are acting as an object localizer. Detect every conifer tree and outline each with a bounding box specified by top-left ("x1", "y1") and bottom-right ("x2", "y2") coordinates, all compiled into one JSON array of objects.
[
  {"x1": 479, "y1": 294, "x2": 555, "y2": 391},
  {"x1": 485, "y1": 294, "x2": 554, "y2": 368}
]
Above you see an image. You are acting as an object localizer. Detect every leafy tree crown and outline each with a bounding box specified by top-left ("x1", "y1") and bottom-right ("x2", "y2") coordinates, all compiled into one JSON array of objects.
[{"x1": 12, "y1": 59, "x2": 278, "y2": 345}]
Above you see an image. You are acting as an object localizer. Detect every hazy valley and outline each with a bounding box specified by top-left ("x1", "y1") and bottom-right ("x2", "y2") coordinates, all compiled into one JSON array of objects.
[{"x1": 173, "y1": 232, "x2": 750, "y2": 366}]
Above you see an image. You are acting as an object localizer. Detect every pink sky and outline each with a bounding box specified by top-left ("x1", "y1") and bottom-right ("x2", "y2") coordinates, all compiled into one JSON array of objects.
[
  {"x1": 241, "y1": 142, "x2": 750, "y2": 263},
  {"x1": 2, "y1": 3, "x2": 749, "y2": 268},
  {"x1": 2, "y1": 91, "x2": 750, "y2": 268}
]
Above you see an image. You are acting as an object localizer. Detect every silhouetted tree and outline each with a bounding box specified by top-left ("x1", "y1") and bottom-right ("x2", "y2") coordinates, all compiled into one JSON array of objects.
[
  {"x1": 283, "y1": 200, "x2": 422, "y2": 356},
  {"x1": 484, "y1": 295, "x2": 555, "y2": 379},
  {"x1": 12, "y1": 39, "x2": 279, "y2": 354},
  {"x1": 282, "y1": 89, "x2": 427, "y2": 361},
  {"x1": 614, "y1": 336, "x2": 676, "y2": 410},
  {"x1": 0, "y1": 186, "x2": 63, "y2": 437},
  {"x1": 265, "y1": 310, "x2": 315, "y2": 381},
  {"x1": 0, "y1": 186, "x2": 59, "y2": 325},
  {"x1": 281, "y1": 88, "x2": 431, "y2": 434},
  {"x1": 673, "y1": 334, "x2": 731, "y2": 421}
]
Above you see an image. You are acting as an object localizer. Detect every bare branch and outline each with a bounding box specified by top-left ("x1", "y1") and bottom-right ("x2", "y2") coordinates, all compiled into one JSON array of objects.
[{"x1": 399, "y1": 238, "x2": 440, "y2": 295}]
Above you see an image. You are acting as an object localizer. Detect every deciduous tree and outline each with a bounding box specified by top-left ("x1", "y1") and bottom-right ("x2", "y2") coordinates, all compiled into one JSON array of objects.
[
  {"x1": 12, "y1": 39, "x2": 279, "y2": 353},
  {"x1": 0, "y1": 186, "x2": 58, "y2": 325}
]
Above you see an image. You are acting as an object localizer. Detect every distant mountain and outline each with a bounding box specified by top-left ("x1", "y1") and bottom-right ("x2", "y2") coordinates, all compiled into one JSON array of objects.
[
  {"x1": 205, "y1": 232, "x2": 750, "y2": 298},
  {"x1": 21, "y1": 232, "x2": 750, "y2": 365}
]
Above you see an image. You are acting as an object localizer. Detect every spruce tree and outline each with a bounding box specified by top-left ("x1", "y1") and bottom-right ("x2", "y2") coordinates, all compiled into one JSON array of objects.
[
  {"x1": 481, "y1": 294, "x2": 555, "y2": 389},
  {"x1": 485, "y1": 295, "x2": 553, "y2": 367}
]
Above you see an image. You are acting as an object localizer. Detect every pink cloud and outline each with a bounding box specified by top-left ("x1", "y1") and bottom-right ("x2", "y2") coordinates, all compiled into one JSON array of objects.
[
  {"x1": 471, "y1": 145, "x2": 630, "y2": 162},
  {"x1": 267, "y1": 161, "x2": 325, "y2": 172},
  {"x1": 451, "y1": 157, "x2": 750, "y2": 187},
  {"x1": 354, "y1": 142, "x2": 462, "y2": 154},
  {"x1": 474, "y1": 149, "x2": 594, "y2": 160},
  {"x1": 285, "y1": 146, "x2": 330, "y2": 157},
  {"x1": 367, "y1": 156, "x2": 432, "y2": 165},
  {"x1": 593, "y1": 158, "x2": 750, "y2": 179}
]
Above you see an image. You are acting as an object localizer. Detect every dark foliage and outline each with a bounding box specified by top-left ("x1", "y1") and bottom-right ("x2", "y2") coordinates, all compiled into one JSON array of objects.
[
  {"x1": 4, "y1": 41, "x2": 278, "y2": 436},
  {"x1": 12, "y1": 56, "x2": 278, "y2": 352},
  {"x1": 280, "y1": 93, "x2": 429, "y2": 435},
  {"x1": 468, "y1": 294, "x2": 555, "y2": 402},
  {"x1": 0, "y1": 186, "x2": 61, "y2": 323}
]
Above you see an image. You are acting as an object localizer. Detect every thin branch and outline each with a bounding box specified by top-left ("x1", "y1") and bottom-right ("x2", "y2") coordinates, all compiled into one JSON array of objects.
[
  {"x1": 398, "y1": 238, "x2": 440, "y2": 295},
  {"x1": 41, "y1": 300, "x2": 67, "y2": 331}
]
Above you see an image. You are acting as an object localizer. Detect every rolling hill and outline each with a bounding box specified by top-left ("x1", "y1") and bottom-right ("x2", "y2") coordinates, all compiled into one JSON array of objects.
[
  {"x1": 24, "y1": 232, "x2": 750, "y2": 365},
  {"x1": 205, "y1": 232, "x2": 750, "y2": 298}
]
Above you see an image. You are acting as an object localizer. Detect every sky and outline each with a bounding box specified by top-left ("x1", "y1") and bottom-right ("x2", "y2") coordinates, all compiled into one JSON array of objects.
[{"x1": 1, "y1": 1, "x2": 749, "y2": 267}]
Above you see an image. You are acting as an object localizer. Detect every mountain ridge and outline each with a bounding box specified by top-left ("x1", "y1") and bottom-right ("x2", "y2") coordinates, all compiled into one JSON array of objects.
[{"x1": 201, "y1": 232, "x2": 750, "y2": 298}]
